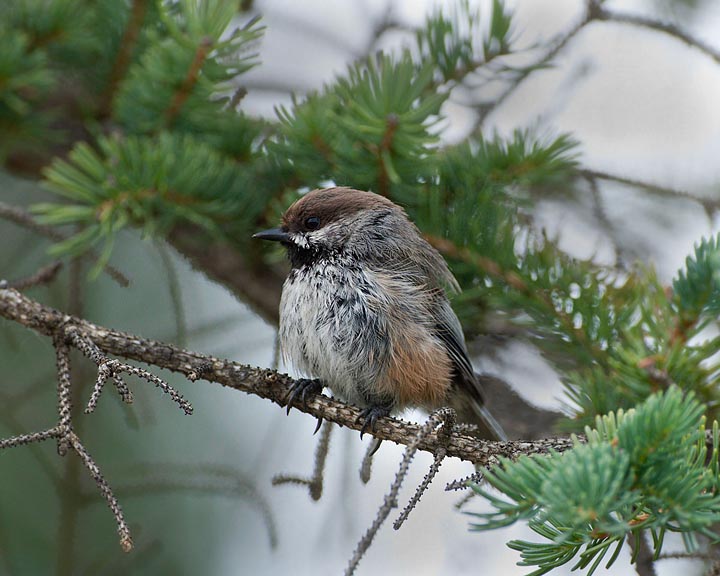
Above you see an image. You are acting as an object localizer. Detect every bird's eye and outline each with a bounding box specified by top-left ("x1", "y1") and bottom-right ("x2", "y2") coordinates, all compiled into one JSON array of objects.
[{"x1": 304, "y1": 216, "x2": 321, "y2": 230}]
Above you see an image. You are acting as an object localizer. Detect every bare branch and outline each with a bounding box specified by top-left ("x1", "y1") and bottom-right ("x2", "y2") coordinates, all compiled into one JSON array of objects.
[
  {"x1": 7, "y1": 261, "x2": 63, "y2": 289},
  {"x1": 345, "y1": 408, "x2": 455, "y2": 576},
  {"x1": 64, "y1": 326, "x2": 192, "y2": 415},
  {"x1": 479, "y1": 2, "x2": 720, "y2": 129},
  {"x1": 0, "y1": 201, "x2": 130, "y2": 287},
  {"x1": 627, "y1": 531, "x2": 658, "y2": 576},
  {"x1": 580, "y1": 168, "x2": 720, "y2": 216},
  {"x1": 0, "y1": 331, "x2": 135, "y2": 552},
  {"x1": 156, "y1": 241, "x2": 188, "y2": 347},
  {"x1": 360, "y1": 438, "x2": 381, "y2": 484},
  {"x1": 445, "y1": 471, "x2": 484, "y2": 492},
  {"x1": 0, "y1": 287, "x2": 574, "y2": 468},
  {"x1": 392, "y1": 408, "x2": 455, "y2": 531},
  {"x1": 54, "y1": 335, "x2": 73, "y2": 456},
  {"x1": 272, "y1": 420, "x2": 333, "y2": 500},
  {"x1": 67, "y1": 432, "x2": 133, "y2": 553},
  {"x1": 595, "y1": 6, "x2": 720, "y2": 66},
  {"x1": 477, "y1": 7, "x2": 592, "y2": 127},
  {"x1": 0, "y1": 426, "x2": 60, "y2": 449}
]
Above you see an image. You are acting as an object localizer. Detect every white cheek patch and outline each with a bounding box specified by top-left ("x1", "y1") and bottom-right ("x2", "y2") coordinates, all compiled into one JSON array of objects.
[
  {"x1": 291, "y1": 224, "x2": 342, "y2": 251},
  {"x1": 311, "y1": 223, "x2": 343, "y2": 245},
  {"x1": 290, "y1": 233, "x2": 310, "y2": 249}
]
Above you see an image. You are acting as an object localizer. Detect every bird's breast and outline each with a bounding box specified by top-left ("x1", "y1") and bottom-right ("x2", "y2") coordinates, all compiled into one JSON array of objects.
[
  {"x1": 278, "y1": 258, "x2": 389, "y2": 405},
  {"x1": 278, "y1": 257, "x2": 453, "y2": 410}
]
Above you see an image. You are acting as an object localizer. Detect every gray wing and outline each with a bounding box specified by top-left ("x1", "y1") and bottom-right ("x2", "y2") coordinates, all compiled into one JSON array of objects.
[
  {"x1": 432, "y1": 299, "x2": 481, "y2": 396},
  {"x1": 433, "y1": 298, "x2": 506, "y2": 440},
  {"x1": 360, "y1": 208, "x2": 475, "y2": 386},
  {"x1": 360, "y1": 209, "x2": 505, "y2": 438}
]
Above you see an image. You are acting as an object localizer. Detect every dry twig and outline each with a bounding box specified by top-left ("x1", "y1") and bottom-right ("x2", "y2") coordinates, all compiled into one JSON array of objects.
[
  {"x1": 359, "y1": 438, "x2": 382, "y2": 484},
  {"x1": 272, "y1": 419, "x2": 333, "y2": 501},
  {"x1": 0, "y1": 286, "x2": 581, "y2": 557},
  {"x1": 64, "y1": 326, "x2": 192, "y2": 415},
  {"x1": 0, "y1": 287, "x2": 572, "y2": 468},
  {"x1": 345, "y1": 408, "x2": 456, "y2": 576},
  {"x1": 393, "y1": 410, "x2": 457, "y2": 530},
  {"x1": 6, "y1": 261, "x2": 63, "y2": 289},
  {"x1": 0, "y1": 293, "x2": 195, "y2": 551}
]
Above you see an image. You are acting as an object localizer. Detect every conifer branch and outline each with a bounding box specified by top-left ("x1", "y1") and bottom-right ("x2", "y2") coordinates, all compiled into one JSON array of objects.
[
  {"x1": 92, "y1": 462, "x2": 279, "y2": 549},
  {"x1": 6, "y1": 261, "x2": 63, "y2": 290},
  {"x1": 376, "y1": 113, "x2": 399, "y2": 197},
  {"x1": 425, "y1": 234, "x2": 606, "y2": 363},
  {"x1": 345, "y1": 408, "x2": 455, "y2": 576},
  {"x1": 360, "y1": 438, "x2": 381, "y2": 484},
  {"x1": 272, "y1": 419, "x2": 333, "y2": 501},
  {"x1": 163, "y1": 37, "x2": 213, "y2": 128},
  {"x1": 392, "y1": 408, "x2": 455, "y2": 531},
  {"x1": 0, "y1": 335, "x2": 134, "y2": 552},
  {"x1": 99, "y1": 0, "x2": 149, "y2": 117},
  {"x1": 626, "y1": 532, "x2": 658, "y2": 576},
  {"x1": 476, "y1": 5, "x2": 591, "y2": 126},
  {"x1": 168, "y1": 223, "x2": 285, "y2": 325},
  {"x1": 580, "y1": 168, "x2": 720, "y2": 216},
  {"x1": 479, "y1": 1, "x2": 720, "y2": 127}
]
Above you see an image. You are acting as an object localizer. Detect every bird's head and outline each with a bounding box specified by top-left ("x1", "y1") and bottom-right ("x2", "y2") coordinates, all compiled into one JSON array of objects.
[{"x1": 253, "y1": 187, "x2": 404, "y2": 266}]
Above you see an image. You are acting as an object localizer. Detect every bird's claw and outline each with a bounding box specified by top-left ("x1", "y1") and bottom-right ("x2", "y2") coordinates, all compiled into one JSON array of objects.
[
  {"x1": 356, "y1": 405, "x2": 391, "y2": 439},
  {"x1": 368, "y1": 437, "x2": 383, "y2": 456},
  {"x1": 313, "y1": 417, "x2": 324, "y2": 434},
  {"x1": 286, "y1": 378, "x2": 324, "y2": 415}
]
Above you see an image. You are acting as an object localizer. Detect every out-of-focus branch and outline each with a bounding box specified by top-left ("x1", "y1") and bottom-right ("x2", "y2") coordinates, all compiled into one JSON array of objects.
[
  {"x1": 479, "y1": 1, "x2": 720, "y2": 127},
  {"x1": 98, "y1": 0, "x2": 150, "y2": 117},
  {"x1": 0, "y1": 201, "x2": 130, "y2": 287},
  {"x1": 595, "y1": 5, "x2": 720, "y2": 65},
  {"x1": 168, "y1": 224, "x2": 285, "y2": 326}
]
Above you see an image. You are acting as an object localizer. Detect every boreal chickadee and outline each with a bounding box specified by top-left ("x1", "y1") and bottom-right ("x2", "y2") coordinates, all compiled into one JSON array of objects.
[{"x1": 254, "y1": 187, "x2": 505, "y2": 440}]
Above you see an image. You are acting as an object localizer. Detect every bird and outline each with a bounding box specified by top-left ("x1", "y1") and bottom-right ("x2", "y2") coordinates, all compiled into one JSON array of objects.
[{"x1": 253, "y1": 186, "x2": 506, "y2": 441}]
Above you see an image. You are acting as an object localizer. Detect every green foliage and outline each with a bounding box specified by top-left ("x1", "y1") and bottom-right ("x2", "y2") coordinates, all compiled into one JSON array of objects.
[
  {"x1": 7, "y1": 0, "x2": 720, "y2": 517},
  {"x1": 416, "y1": 0, "x2": 513, "y2": 83},
  {"x1": 0, "y1": 0, "x2": 97, "y2": 61},
  {"x1": 0, "y1": 30, "x2": 54, "y2": 159},
  {"x1": 475, "y1": 130, "x2": 579, "y2": 187},
  {"x1": 673, "y1": 234, "x2": 720, "y2": 320},
  {"x1": 114, "y1": 3, "x2": 263, "y2": 148},
  {"x1": 273, "y1": 51, "x2": 446, "y2": 198},
  {"x1": 470, "y1": 387, "x2": 720, "y2": 575},
  {"x1": 36, "y1": 132, "x2": 265, "y2": 275},
  {"x1": 23, "y1": 0, "x2": 268, "y2": 267},
  {"x1": 560, "y1": 242, "x2": 720, "y2": 427}
]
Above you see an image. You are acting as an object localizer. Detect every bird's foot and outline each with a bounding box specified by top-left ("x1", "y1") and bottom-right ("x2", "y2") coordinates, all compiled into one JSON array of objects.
[
  {"x1": 286, "y1": 378, "x2": 324, "y2": 415},
  {"x1": 356, "y1": 404, "x2": 391, "y2": 439}
]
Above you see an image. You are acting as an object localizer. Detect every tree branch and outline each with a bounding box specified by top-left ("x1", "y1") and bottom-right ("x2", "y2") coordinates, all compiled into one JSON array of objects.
[
  {"x1": 168, "y1": 224, "x2": 284, "y2": 326},
  {"x1": 478, "y1": 1, "x2": 720, "y2": 128},
  {"x1": 0, "y1": 200, "x2": 130, "y2": 287},
  {"x1": 98, "y1": 0, "x2": 149, "y2": 118},
  {"x1": 595, "y1": 5, "x2": 720, "y2": 66},
  {"x1": 0, "y1": 286, "x2": 570, "y2": 468}
]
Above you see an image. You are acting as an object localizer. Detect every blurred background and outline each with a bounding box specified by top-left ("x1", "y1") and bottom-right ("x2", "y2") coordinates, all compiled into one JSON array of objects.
[{"x1": 3, "y1": 0, "x2": 720, "y2": 574}]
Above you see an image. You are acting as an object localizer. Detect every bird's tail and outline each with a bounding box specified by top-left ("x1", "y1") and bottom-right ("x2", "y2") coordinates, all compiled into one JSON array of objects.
[
  {"x1": 448, "y1": 386, "x2": 507, "y2": 441},
  {"x1": 471, "y1": 399, "x2": 507, "y2": 441}
]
